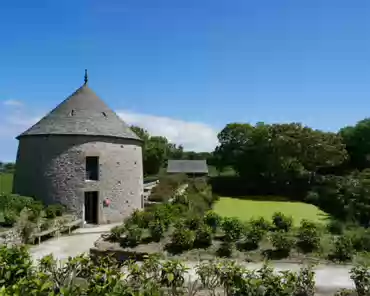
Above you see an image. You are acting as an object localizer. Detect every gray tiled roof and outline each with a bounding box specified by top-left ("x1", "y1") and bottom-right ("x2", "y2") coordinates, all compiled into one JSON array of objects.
[
  {"x1": 167, "y1": 160, "x2": 208, "y2": 174},
  {"x1": 17, "y1": 84, "x2": 141, "y2": 141}
]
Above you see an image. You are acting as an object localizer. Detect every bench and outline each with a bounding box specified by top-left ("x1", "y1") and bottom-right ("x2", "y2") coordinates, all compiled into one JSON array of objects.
[
  {"x1": 63, "y1": 219, "x2": 83, "y2": 234},
  {"x1": 32, "y1": 228, "x2": 57, "y2": 245},
  {"x1": 32, "y1": 219, "x2": 83, "y2": 245}
]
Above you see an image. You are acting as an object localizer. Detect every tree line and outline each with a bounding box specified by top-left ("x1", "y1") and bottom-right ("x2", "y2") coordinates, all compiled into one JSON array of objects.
[
  {"x1": 211, "y1": 118, "x2": 370, "y2": 226},
  {"x1": 130, "y1": 125, "x2": 212, "y2": 176}
]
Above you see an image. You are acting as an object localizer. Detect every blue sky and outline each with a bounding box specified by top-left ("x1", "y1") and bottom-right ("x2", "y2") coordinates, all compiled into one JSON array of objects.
[{"x1": 1, "y1": 0, "x2": 370, "y2": 161}]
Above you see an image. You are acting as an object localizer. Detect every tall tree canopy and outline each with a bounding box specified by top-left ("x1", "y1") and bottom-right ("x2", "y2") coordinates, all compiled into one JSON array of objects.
[
  {"x1": 339, "y1": 118, "x2": 370, "y2": 170},
  {"x1": 215, "y1": 122, "x2": 348, "y2": 182}
]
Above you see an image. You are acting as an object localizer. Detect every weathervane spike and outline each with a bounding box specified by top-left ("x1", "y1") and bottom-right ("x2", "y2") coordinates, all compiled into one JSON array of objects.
[{"x1": 84, "y1": 69, "x2": 88, "y2": 84}]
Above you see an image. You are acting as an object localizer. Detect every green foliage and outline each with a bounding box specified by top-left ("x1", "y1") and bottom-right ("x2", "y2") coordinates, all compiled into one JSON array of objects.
[
  {"x1": 241, "y1": 225, "x2": 265, "y2": 251},
  {"x1": 184, "y1": 214, "x2": 203, "y2": 231},
  {"x1": 249, "y1": 216, "x2": 272, "y2": 232},
  {"x1": 110, "y1": 225, "x2": 125, "y2": 241},
  {"x1": 269, "y1": 231, "x2": 295, "y2": 255},
  {"x1": 296, "y1": 219, "x2": 321, "y2": 253},
  {"x1": 327, "y1": 219, "x2": 345, "y2": 235},
  {"x1": 203, "y1": 210, "x2": 221, "y2": 233},
  {"x1": 0, "y1": 193, "x2": 34, "y2": 214},
  {"x1": 0, "y1": 244, "x2": 367, "y2": 295},
  {"x1": 221, "y1": 217, "x2": 244, "y2": 242},
  {"x1": 215, "y1": 122, "x2": 347, "y2": 190},
  {"x1": 2, "y1": 210, "x2": 17, "y2": 227},
  {"x1": 194, "y1": 224, "x2": 213, "y2": 248},
  {"x1": 148, "y1": 220, "x2": 165, "y2": 242},
  {"x1": 272, "y1": 211, "x2": 293, "y2": 232},
  {"x1": 45, "y1": 204, "x2": 65, "y2": 219},
  {"x1": 27, "y1": 201, "x2": 44, "y2": 222},
  {"x1": 170, "y1": 226, "x2": 195, "y2": 252},
  {"x1": 123, "y1": 224, "x2": 143, "y2": 247},
  {"x1": 309, "y1": 172, "x2": 370, "y2": 226},
  {"x1": 350, "y1": 264, "x2": 370, "y2": 296},
  {"x1": 347, "y1": 228, "x2": 370, "y2": 252},
  {"x1": 330, "y1": 234, "x2": 354, "y2": 262},
  {"x1": 0, "y1": 245, "x2": 33, "y2": 287}
]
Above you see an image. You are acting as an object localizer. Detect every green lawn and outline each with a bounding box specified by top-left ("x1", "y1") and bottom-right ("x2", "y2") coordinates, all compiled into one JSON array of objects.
[
  {"x1": 214, "y1": 197, "x2": 329, "y2": 226},
  {"x1": 0, "y1": 173, "x2": 13, "y2": 194}
]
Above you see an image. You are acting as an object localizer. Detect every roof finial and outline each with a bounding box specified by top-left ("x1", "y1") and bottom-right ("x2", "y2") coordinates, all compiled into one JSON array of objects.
[{"x1": 84, "y1": 69, "x2": 88, "y2": 84}]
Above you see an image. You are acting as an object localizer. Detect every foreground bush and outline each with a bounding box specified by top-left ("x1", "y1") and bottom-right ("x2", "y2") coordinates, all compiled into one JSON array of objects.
[
  {"x1": 45, "y1": 204, "x2": 65, "y2": 219},
  {"x1": 0, "y1": 245, "x2": 368, "y2": 295},
  {"x1": 194, "y1": 224, "x2": 213, "y2": 248},
  {"x1": 170, "y1": 227, "x2": 195, "y2": 252},
  {"x1": 221, "y1": 217, "x2": 244, "y2": 241},
  {"x1": 148, "y1": 219, "x2": 165, "y2": 242},
  {"x1": 249, "y1": 216, "x2": 272, "y2": 232},
  {"x1": 296, "y1": 219, "x2": 321, "y2": 253},
  {"x1": 330, "y1": 234, "x2": 354, "y2": 262},
  {"x1": 241, "y1": 225, "x2": 265, "y2": 251},
  {"x1": 203, "y1": 210, "x2": 221, "y2": 233},
  {"x1": 269, "y1": 231, "x2": 295, "y2": 256},
  {"x1": 122, "y1": 224, "x2": 143, "y2": 247},
  {"x1": 272, "y1": 212, "x2": 293, "y2": 232},
  {"x1": 348, "y1": 228, "x2": 370, "y2": 252}
]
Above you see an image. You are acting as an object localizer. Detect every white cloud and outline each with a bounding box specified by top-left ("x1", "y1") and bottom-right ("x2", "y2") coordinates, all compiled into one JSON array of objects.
[
  {"x1": 0, "y1": 106, "x2": 218, "y2": 161},
  {"x1": 3, "y1": 99, "x2": 24, "y2": 107},
  {"x1": 117, "y1": 110, "x2": 218, "y2": 152}
]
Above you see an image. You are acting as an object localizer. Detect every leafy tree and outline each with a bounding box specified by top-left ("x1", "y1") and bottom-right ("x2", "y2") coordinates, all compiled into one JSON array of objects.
[
  {"x1": 340, "y1": 118, "x2": 370, "y2": 170},
  {"x1": 216, "y1": 122, "x2": 347, "y2": 187}
]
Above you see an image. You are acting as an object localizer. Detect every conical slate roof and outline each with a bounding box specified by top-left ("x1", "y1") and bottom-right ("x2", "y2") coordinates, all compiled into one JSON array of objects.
[{"x1": 17, "y1": 83, "x2": 141, "y2": 141}]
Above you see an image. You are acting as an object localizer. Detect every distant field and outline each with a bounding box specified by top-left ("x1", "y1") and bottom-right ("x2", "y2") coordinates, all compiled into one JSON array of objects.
[
  {"x1": 214, "y1": 197, "x2": 329, "y2": 226},
  {"x1": 0, "y1": 173, "x2": 13, "y2": 194}
]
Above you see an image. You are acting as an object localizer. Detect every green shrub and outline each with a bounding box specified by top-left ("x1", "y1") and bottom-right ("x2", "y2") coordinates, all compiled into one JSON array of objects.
[
  {"x1": 45, "y1": 204, "x2": 65, "y2": 219},
  {"x1": 170, "y1": 227, "x2": 195, "y2": 251},
  {"x1": 350, "y1": 264, "x2": 370, "y2": 296},
  {"x1": 123, "y1": 225, "x2": 143, "y2": 247},
  {"x1": 296, "y1": 219, "x2": 321, "y2": 253},
  {"x1": 148, "y1": 220, "x2": 165, "y2": 242},
  {"x1": 184, "y1": 214, "x2": 203, "y2": 231},
  {"x1": 0, "y1": 194, "x2": 34, "y2": 213},
  {"x1": 27, "y1": 201, "x2": 44, "y2": 220},
  {"x1": 327, "y1": 219, "x2": 344, "y2": 235},
  {"x1": 2, "y1": 210, "x2": 17, "y2": 227},
  {"x1": 241, "y1": 226, "x2": 265, "y2": 251},
  {"x1": 272, "y1": 212, "x2": 293, "y2": 232},
  {"x1": 216, "y1": 242, "x2": 234, "y2": 257},
  {"x1": 330, "y1": 234, "x2": 354, "y2": 262},
  {"x1": 269, "y1": 231, "x2": 295, "y2": 255},
  {"x1": 334, "y1": 289, "x2": 357, "y2": 296},
  {"x1": 110, "y1": 225, "x2": 125, "y2": 241},
  {"x1": 0, "y1": 245, "x2": 33, "y2": 287},
  {"x1": 203, "y1": 210, "x2": 221, "y2": 233},
  {"x1": 221, "y1": 217, "x2": 244, "y2": 242},
  {"x1": 152, "y1": 205, "x2": 173, "y2": 229},
  {"x1": 249, "y1": 216, "x2": 272, "y2": 232},
  {"x1": 194, "y1": 224, "x2": 213, "y2": 248},
  {"x1": 348, "y1": 228, "x2": 370, "y2": 252}
]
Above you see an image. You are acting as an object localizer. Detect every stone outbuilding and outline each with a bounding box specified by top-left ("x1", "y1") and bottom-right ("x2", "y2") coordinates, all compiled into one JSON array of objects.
[
  {"x1": 167, "y1": 160, "x2": 209, "y2": 177},
  {"x1": 13, "y1": 71, "x2": 144, "y2": 224}
]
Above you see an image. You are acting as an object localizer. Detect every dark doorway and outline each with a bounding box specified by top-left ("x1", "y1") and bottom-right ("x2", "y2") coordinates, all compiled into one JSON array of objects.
[{"x1": 84, "y1": 191, "x2": 98, "y2": 224}]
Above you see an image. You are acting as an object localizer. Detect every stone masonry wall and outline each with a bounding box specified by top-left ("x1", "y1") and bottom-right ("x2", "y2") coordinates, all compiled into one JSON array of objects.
[{"x1": 13, "y1": 135, "x2": 144, "y2": 224}]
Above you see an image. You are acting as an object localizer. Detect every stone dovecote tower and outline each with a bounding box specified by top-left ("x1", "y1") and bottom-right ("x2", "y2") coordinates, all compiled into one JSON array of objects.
[{"x1": 13, "y1": 71, "x2": 144, "y2": 224}]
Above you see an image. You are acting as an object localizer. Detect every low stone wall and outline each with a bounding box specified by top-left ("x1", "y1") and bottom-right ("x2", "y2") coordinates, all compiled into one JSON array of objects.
[
  {"x1": 0, "y1": 229, "x2": 22, "y2": 245},
  {"x1": 90, "y1": 247, "x2": 149, "y2": 263}
]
